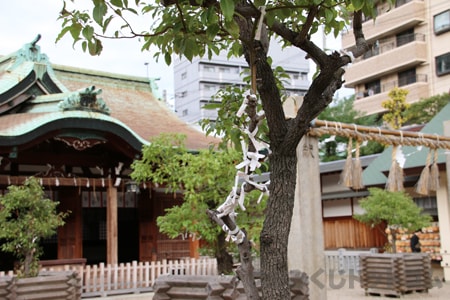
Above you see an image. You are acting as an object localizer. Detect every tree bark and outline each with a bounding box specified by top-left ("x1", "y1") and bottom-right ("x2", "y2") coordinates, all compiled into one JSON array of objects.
[
  {"x1": 216, "y1": 231, "x2": 234, "y2": 274},
  {"x1": 260, "y1": 152, "x2": 297, "y2": 299},
  {"x1": 207, "y1": 210, "x2": 260, "y2": 299}
]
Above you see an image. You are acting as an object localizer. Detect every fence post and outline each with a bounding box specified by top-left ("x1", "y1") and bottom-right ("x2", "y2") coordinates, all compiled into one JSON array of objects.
[{"x1": 338, "y1": 248, "x2": 346, "y2": 274}]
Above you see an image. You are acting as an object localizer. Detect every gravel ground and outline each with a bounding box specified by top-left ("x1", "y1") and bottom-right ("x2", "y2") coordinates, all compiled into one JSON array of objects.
[
  {"x1": 327, "y1": 274, "x2": 448, "y2": 299},
  {"x1": 95, "y1": 266, "x2": 449, "y2": 299}
]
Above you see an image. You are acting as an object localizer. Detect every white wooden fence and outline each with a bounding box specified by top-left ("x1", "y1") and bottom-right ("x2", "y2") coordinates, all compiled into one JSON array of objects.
[
  {"x1": 0, "y1": 257, "x2": 218, "y2": 298},
  {"x1": 324, "y1": 248, "x2": 378, "y2": 275}
]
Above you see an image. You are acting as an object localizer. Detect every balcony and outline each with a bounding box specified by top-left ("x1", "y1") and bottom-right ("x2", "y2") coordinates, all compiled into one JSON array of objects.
[
  {"x1": 342, "y1": 0, "x2": 426, "y2": 48},
  {"x1": 344, "y1": 36, "x2": 427, "y2": 87},
  {"x1": 353, "y1": 77, "x2": 429, "y2": 115}
]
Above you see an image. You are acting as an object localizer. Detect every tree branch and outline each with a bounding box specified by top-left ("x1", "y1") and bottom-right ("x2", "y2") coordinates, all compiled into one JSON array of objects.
[
  {"x1": 207, "y1": 210, "x2": 260, "y2": 299},
  {"x1": 351, "y1": 10, "x2": 370, "y2": 58}
]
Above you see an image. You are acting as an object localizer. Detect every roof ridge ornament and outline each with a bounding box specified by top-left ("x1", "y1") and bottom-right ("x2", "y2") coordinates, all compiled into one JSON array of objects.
[
  {"x1": 6, "y1": 34, "x2": 56, "y2": 80},
  {"x1": 16, "y1": 34, "x2": 49, "y2": 64},
  {"x1": 58, "y1": 86, "x2": 111, "y2": 115}
]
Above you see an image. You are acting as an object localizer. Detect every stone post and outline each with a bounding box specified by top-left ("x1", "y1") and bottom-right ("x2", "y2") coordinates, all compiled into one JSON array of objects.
[
  {"x1": 440, "y1": 120, "x2": 450, "y2": 281},
  {"x1": 288, "y1": 134, "x2": 327, "y2": 300}
]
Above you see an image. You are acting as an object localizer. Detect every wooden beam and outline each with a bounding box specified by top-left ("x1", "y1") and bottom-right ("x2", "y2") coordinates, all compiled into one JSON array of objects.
[{"x1": 0, "y1": 175, "x2": 112, "y2": 188}]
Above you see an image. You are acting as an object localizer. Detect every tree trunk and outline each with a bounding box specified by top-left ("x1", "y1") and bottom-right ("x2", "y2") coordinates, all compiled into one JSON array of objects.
[
  {"x1": 216, "y1": 231, "x2": 234, "y2": 274},
  {"x1": 23, "y1": 249, "x2": 35, "y2": 277},
  {"x1": 391, "y1": 230, "x2": 397, "y2": 253},
  {"x1": 260, "y1": 152, "x2": 297, "y2": 299}
]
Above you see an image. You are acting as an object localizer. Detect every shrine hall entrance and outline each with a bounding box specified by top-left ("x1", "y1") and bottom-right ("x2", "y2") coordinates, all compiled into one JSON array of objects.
[
  {"x1": 82, "y1": 207, "x2": 139, "y2": 264},
  {"x1": 37, "y1": 187, "x2": 140, "y2": 265}
]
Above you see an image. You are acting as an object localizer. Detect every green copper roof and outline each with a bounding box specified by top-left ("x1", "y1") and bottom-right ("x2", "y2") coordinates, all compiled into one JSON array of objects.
[
  {"x1": 362, "y1": 103, "x2": 450, "y2": 186},
  {"x1": 0, "y1": 34, "x2": 69, "y2": 96},
  {"x1": 0, "y1": 110, "x2": 147, "y2": 145}
]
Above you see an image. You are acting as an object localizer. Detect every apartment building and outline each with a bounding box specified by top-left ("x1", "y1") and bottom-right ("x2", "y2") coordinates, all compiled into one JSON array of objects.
[
  {"x1": 341, "y1": 0, "x2": 450, "y2": 116},
  {"x1": 173, "y1": 42, "x2": 310, "y2": 125}
]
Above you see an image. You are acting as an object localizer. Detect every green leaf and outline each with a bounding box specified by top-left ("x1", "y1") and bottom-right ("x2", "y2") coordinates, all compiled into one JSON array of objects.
[
  {"x1": 93, "y1": 0, "x2": 108, "y2": 26},
  {"x1": 82, "y1": 40, "x2": 87, "y2": 52},
  {"x1": 82, "y1": 25, "x2": 94, "y2": 40},
  {"x1": 55, "y1": 26, "x2": 71, "y2": 43},
  {"x1": 69, "y1": 23, "x2": 82, "y2": 40},
  {"x1": 206, "y1": 24, "x2": 220, "y2": 39},
  {"x1": 324, "y1": 8, "x2": 334, "y2": 23},
  {"x1": 87, "y1": 38, "x2": 103, "y2": 56},
  {"x1": 103, "y1": 15, "x2": 114, "y2": 34},
  {"x1": 183, "y1": 38, "x2": 198, "y2": 61},
  {"x1": 164, "y1": 52, "x2": 172, "y2": 65},
  {"x1": 224, "y1": 20, "x2": 239, "y2": 38},
  {"x1": 254, "y1": 0, "x2": 265, "y2": 8},
  {"x1": 110, "y1": 0, "x2": 123, "y2": 7},
  {"x1": 280, "y1": 8, "x2": 291, "y2": 18},
  {"x1": 220, "y1": 0, "x2": 235, "y2": 22},
  {"x1": 352, "y1": 0, "x2": 364, "y2": 10}
]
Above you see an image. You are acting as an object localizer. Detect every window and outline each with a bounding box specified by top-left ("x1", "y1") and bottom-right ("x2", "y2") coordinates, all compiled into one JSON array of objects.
[
  {"x1": 365, "y1": 80, "x2": 381, "y2": 95},
  {"x1": 363, "y1": 43, "x2": 379, "y2": 59},
  {"x1": 395, "y1": 0, "x2": 412, "y2": 8},
  {"x1": 436, "y1": 52, "x2": 450, "y2": 76},
  {"x1": 203, "y1": 84, "x2": 217, "y2": 91},
  {"x1": 396, "y1": 28, "x2": 414, "y2": 47},
  {"x1": 398, "y1": 68, "x2": 416, "y2": 86},
  {"x1": 203, "y1": 65, "x2": 215, "y2": 72},
  {"x1": 434, "y1": 10, "x2": 450, "y2": 35},
  {"x1": 219, "y1": 67, "x2": 230, "y2": 73},
  {"x1": 181, "y1": 72, "x2": 187, "y2": 79},
  {"x1": 182, "y1": 109, "x2": 188, "y2": 116}
]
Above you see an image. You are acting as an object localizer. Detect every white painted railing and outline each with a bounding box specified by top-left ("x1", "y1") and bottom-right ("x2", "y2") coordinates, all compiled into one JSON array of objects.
[
  {"x1": 0, "y1": 257, "x2": 218, "y2": 298},
  {"x1": 325, "y1": 248, "x2": 378, "y2": 275}
]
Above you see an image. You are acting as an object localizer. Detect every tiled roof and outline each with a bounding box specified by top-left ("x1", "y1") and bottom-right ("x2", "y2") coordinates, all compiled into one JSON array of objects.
[
  {"x1": 362, "y1": 103, "x2": 450, "y2": 186},
  {"x1": 0, "y1": 42, "x2": 219, "y2": 151},
  {"x1": 52, "y1": 65, "x2": 219, "y2": 150}
]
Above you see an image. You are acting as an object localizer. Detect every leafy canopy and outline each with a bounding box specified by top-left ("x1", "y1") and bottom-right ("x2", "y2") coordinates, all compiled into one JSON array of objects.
[
  {"x1": 131, "y1": 134, "x2": 265, "y2": 248},
  {"x1": 354, "y1": 188, "x2": 431, "y2": 231},
  {"x1": 0, "y1": 177, "x2": 68, "y2": 277},
  {"x1": 57, "y1": 0, "x2": 377, "y2": 63},
  {"x1": 381, "y1": 87, "x2": 410, "y2": 129},
  {"x1": 354, "y1": 188, "x2": 432, "y2": 252},
  {"x1": 404, "y1": 92, "x2": 450, "y2": 125}
]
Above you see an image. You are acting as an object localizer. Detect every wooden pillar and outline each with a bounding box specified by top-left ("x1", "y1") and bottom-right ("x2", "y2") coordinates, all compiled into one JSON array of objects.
[
  {"x1": 440, "y1": 120, "x2": 450, "y2": 281},
  {"x1": 288, "y1": 135, "x2": 327, "y2": 300},
  {"x1": 189, "y1": 239, "x2": 199, "y2": 259},
  {"x1": 107, "y1": 180, "x2": 118, "y2": 265}
]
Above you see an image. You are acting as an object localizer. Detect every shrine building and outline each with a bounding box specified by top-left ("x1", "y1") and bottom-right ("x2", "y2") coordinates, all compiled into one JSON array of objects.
[{"x1": 0, "y1": 37, "x2": 218, "y2": 270}]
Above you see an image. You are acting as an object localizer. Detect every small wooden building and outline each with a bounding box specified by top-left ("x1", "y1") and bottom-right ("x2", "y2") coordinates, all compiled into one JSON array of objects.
[{"x1": 0, "y1": 37, "x2": 217, "y2": 270}]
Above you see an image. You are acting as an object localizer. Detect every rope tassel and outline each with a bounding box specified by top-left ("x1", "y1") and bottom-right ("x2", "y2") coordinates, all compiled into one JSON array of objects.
[
  {"x1": 429, "y1": 148, "x2": 440, "y2": 191},
  {"x1": 352, "y1": 140, "x2": 364, "y2": 190},
  {"x1": 415, "y1": 148, "x2": 432, "y2": 195},
  {"x1": 386, "y1": 145, "x2": 404, "y2": 192},
  {"x1": 340, "y1": 137, "x2": 353, "y2": 187}
]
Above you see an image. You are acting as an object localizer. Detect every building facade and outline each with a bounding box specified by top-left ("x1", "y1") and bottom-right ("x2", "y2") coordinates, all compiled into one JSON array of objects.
[
  {"x1": 0, "y1": 38, "x2": 218, "y2": 271},
  {"x1": 173, "y1": 41, "x2": 310, "y2": 125},
  {"x1": 341, "y1": 0, "x2": 450, "y2": 116}
]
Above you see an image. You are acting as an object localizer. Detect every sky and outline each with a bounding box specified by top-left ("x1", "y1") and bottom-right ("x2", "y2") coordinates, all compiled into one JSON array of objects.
[
  {"x1": 0, "y1": 0, "x2": 174, "y2": 95},
  {"x1": 0, "y1": 0, "x2": 352, "y2": 101}
]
